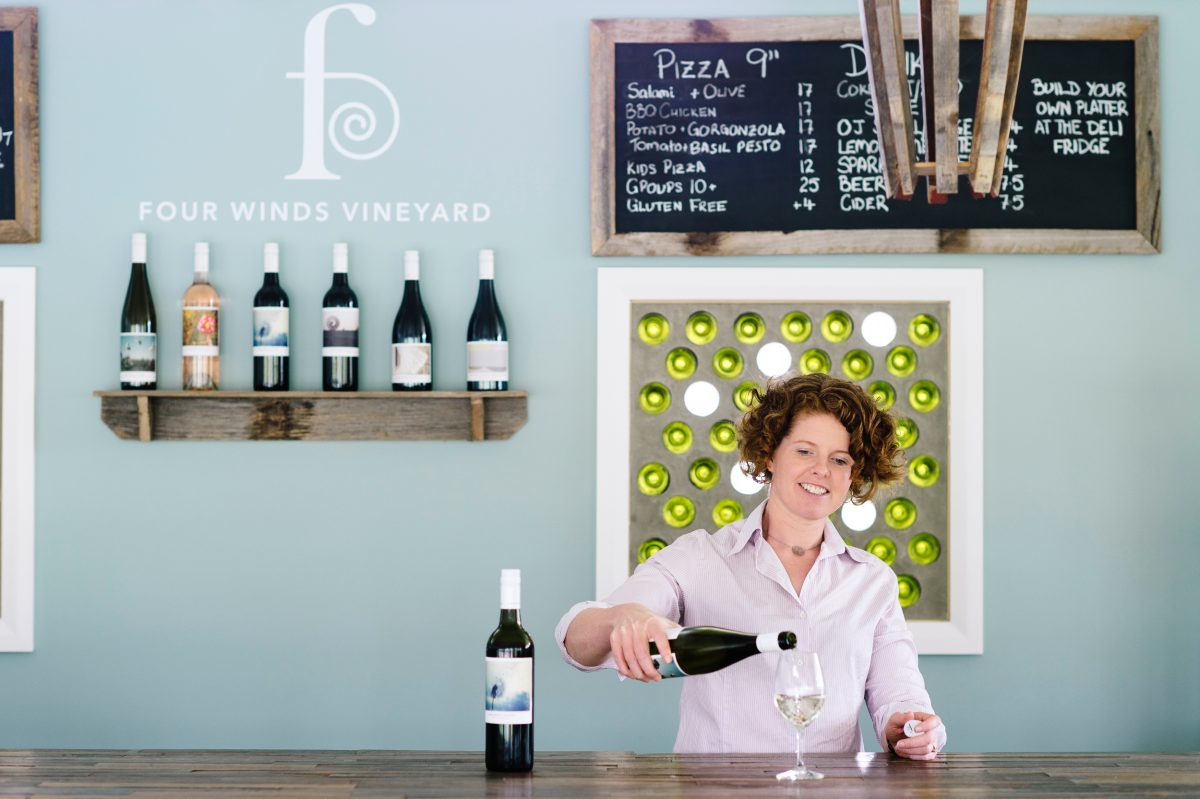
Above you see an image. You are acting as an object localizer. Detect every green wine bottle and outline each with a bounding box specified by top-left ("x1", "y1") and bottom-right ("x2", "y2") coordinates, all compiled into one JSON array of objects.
[
  {"x1": 663, "y1": 496, "x2": 696, "y2": 528},
  {"x1": 841, "y1": 349, "x2": 873, "y2": 380},
  {"x1": 689, "y1": 458, "x2": 720, "y2": 490},
  {"x1": 662, "y1": 422, "x2": 694, "y2": 455},
  {"x1": 709, "y1": 420, "x2": 739, "y2": 453},
  {"x1": 894, "y1": 417, "x2": 919, "y2": 449},
  {"x1": 908, "y1": 380, "x2": 941, "y2": 413},
  {"x1": 638, "y1": 537, "x2": 668, "y2": 563},
  {"x1": 908, "y1": 533, "x2": 941, "y2": 565},
  {"x1": 865, "y1": 536, "x2": 897, "y2": 565},
  {"x1": 799, "y1": 348, "x2": 831, "y2": 375},
  {"x1": 733, "y1": 381, "x2": 760, "y2": 412},
  {"x1": 637, "y1": 463, "x2": 670, "y2": 496},
  {"x1": 711, "y1": 498, "x2": 744, "y2": 526},
  {"x1": 712, "y1": 347, "x2": 744, "y2": 380},
  {"x1": 868, "y1": 380, "x2": 896, "y2": 411},
  {"x1": 820, "y1": 310, "x2": 853, "y2": 343},
  {"x1": 639, "y1": 382, "x2": 671, "y2": 415},
  {"x1": 686, "y1": 311, "x2": 717, "y2": 345},
  {"x1": 734, "y1": 312, "x2": 765, "y2": 344},
  {"x1": 897, "y1": 574, "x2": 921, "y2": 608},
  {"x1": 909, "y1": 314, "x2": 941, "y2": 347},
  {"x1": 638, "y1": 313, "x2": 670, "y2": 346},
  {"x1": 908, "y1": 455, "x2": 940, "y2": 488},
  {"x1": 665, "y1": 347, "x2": 697, "y2": 380},
  {"x1": 886, "y1": 345, "x2": 917, "y2": 378},
  {"x1": 884, "y1": 498, "x2": 917, "y2": 530},
  {"x1": 780, "y1": 311, "x2": 812, "y2": 343}
]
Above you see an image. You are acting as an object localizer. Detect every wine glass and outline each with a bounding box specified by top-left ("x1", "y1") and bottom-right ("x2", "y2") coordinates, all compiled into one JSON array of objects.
[{"x1": 773, "y1": 650, "x2": 825, "y2": 781}]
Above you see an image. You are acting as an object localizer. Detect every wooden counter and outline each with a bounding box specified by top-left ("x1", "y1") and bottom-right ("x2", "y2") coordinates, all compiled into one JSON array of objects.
[{"x1": 1, "y1": 750, "x2": 1197, "y2": 797}]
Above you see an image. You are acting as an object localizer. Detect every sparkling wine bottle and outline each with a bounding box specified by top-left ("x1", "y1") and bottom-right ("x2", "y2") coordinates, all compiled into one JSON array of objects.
[
  {"x1": 120, "y1": 233, "x2": 157, "y2": 390},
  {"x1": 182, "y1": 242, "x2": 219, "y2": 391},
  {"x1": 649, "y1": 626, "x2": 797, "y2": 678},
  {"x1": 253, "y1": 243, "x2": 289, "y2": 391},
  {"x1": 467, "y1": 249, "x2": 508, "y2": 391},
  {"x1": 392, "y1": 250, "x2": 433, "y2": 391},
  {"x1": 322, "y1": 242, "x2": 359, "y2": 392},
  {"x1": 485, "y1": 569, "x2": 534, "y2": 772}
]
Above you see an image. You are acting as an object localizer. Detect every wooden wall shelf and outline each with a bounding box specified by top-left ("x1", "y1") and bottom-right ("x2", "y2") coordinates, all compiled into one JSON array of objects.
[{"x1": 94, "y1": 391, "x2": 528, "y2": 442}]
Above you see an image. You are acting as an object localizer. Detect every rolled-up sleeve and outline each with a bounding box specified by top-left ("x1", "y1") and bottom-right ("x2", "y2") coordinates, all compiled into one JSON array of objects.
[
  {"x1": 555, "y1": 556, "x2": 686, "y2": 673},
  {"x1": 863, "y1": 595, "x2": 949, "y2": 753}
]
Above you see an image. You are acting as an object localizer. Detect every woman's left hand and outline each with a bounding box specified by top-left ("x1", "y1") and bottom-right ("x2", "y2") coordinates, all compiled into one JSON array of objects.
[{"x1": 885, "y1": 711, "x2": 943, "y2": 760}]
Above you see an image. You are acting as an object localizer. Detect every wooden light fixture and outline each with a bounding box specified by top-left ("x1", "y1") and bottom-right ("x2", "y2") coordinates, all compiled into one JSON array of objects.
[{"x1": 858, "y1": 0, "x2": 1029, "y2": 200}]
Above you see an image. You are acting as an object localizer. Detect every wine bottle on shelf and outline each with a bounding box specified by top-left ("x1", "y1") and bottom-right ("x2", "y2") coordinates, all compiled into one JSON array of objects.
[
  {"x1": 182, "y1": 242, "x2": 220, "y2": 391},
  {"x1": 391, "y1": 250, "x2": 432, "y2": 391},
  {"x1": 466, "y1": 249, "x2": 508, "y2": 391},
  {"x1": 253, "y1": 242, "x2": 290, "y2": 391},
  {"x1": 322, "y1": 242, "x2": 359, "y2": 392},
  {"x1": 485, "y1": 569, "x2": 534, "y2": 773},
  {"x1": 649, "y1": 626, "x2": 798, "y2": 679},
  {"x1": 120, "y1": 232, "x2": 157, "y2": 390}
]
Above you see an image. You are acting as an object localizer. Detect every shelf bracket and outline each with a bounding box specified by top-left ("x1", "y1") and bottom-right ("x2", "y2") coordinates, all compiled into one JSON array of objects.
[
  {"x1": 470, "y1": 396, "x2": 485, "y2": 442},
  {"x1": 136, "y1": 395, "x2": 152, "y2": 442}
]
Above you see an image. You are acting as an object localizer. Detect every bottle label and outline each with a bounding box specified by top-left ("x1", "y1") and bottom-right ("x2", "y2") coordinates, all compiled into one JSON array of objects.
[
  {"x1": 119, "y1": 332, "x2": 157, "y2": 383},
  {"x1": 253, "y1": 307, "x2": 289, "y2": 357},
  {"x1": 322, "y1": 307, "x2": 359, "y2": 357},
  {"x1": 485, "y1": 657, "x2": 532, "y2": 724},
  {"x1": 652, "y1": 627, "x2": 688, "y2": 678},
  {"x1": 392, "y1": 342, "x2": 431, "y2": 384},
  {"x1": 182, "y1": 306, "x2": 219, "y2": 357},
  {"x1": 468, "y1": 341, "x2": 508, "y2": 382}
]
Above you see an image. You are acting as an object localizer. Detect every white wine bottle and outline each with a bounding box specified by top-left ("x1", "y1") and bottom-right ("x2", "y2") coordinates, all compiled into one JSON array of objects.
[
  {"x1": 182, "y1": 242, "x2": 220, "y2": 390},
  {"x1": 120, "y1": 233, "x2": 157, "y2": 390},
  {"x1": 467, "y1": 249, "x2": 508, "y2": 391},
  {"x1": 485, "y1": 569, "x2": 534, "y2": 772},
  {"x1": 649, "y1": 626, "x2": 797, "y2": 678}
]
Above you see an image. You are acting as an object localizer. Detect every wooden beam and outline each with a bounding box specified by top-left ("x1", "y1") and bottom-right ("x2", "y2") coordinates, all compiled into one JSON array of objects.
[
  {"x1": 919, "y1": 0, "x2": 961, "y2": 199},
  {"x1": 968, "y1": 0, "x2": 1029, "y2": 194},
  {"x1": 858, "y1": 0, "x2": 918, "y2": 198}
]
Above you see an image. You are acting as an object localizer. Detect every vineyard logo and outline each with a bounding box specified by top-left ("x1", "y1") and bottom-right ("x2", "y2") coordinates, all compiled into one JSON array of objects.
[{"x1": 285, "y1": 3, "x2": 400, "y2": 180}]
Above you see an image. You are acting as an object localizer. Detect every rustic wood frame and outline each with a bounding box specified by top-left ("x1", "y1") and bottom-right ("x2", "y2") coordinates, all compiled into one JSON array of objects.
[
  {"x1": 0, "y1": 8, "x2": 38, "y2": 243},
  {"x1": 590, "y1": 16, "x2": 1160, "y2": 255},
  {"x1": 0, "y1": 267, "x2": 35, "y2": 652}
]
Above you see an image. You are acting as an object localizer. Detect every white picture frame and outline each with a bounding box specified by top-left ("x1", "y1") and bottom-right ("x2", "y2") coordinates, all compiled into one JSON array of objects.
[
  {"x1": 596, "y1": 267, "x2": 983, "y2": 655},
  {"x1": 0, "y1": 267, "x2": 35, "y2": 652}
]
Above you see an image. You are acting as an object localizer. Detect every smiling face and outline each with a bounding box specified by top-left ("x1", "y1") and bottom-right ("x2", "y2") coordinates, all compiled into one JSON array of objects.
[{"x1": 766, "y1": 412, "x2": 855, "y2": 525}]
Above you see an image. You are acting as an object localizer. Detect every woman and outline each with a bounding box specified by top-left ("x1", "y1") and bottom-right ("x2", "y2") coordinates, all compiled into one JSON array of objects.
[{"x1": 555, "y1": 373, "x2": 945, "y2": 758}]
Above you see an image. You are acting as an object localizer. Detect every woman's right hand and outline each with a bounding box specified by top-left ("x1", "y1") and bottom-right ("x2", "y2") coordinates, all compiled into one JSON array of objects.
[{"x1": 608, "y1": 603, "x2": 681, "y2": 682}]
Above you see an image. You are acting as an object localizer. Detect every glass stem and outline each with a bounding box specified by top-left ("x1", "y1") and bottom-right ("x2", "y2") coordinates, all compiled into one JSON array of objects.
[{"x1": 795, "y1": 729, "x2": 804, "y2": 770}]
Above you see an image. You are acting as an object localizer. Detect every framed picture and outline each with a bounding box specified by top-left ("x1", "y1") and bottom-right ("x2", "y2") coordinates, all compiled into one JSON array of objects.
[
  {"x1": 596, "y1": 267, "x2": 982, "y2": 654},
  {"x1": 0, "y1": 7, "x2": 38, "y2": 243},
  {"x1": 0, "y1": 266, "x2": 34, "y2": 652}
]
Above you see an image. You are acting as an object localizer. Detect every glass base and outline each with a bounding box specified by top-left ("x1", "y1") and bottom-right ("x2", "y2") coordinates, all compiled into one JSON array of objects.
[{"x1": 776, "y1": 767, "x2": 824, "y2": 781}]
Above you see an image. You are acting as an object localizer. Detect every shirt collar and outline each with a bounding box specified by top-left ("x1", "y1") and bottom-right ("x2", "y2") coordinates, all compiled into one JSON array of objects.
[{"x1": 729, "y1": 497, "x2": 850, "y2": 559}]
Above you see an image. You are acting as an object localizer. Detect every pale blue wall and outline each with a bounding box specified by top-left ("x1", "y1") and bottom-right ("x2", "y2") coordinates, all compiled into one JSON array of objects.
[{"x1": 1, "y1": 0, "x2": 1197, "y2": 751}]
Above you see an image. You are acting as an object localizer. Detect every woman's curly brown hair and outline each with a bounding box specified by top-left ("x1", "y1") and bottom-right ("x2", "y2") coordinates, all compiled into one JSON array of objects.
[{"x1": 736, "y1": 373, "x2": 905, "y2": 502}]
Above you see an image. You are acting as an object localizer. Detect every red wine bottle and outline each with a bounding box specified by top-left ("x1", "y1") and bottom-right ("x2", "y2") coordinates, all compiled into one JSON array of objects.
[
  {"x1": 485, "y1": 569, "x2": 533, "y2": 772},
  {"x1": 253, "y1": 242, "x2": 290, "y2": 391},
  {"x1": 120, "y1": 233, "x2": 157, "y2": 389},
  {"x1": 391, "y1": 250, "x2": 432, "y2": 391},
  {"x1": 467, "y1": 249, "x2": 508, "y2": 391},
  {"x1": 322, "y1": 242, "x2": 359, "y2": 392}
]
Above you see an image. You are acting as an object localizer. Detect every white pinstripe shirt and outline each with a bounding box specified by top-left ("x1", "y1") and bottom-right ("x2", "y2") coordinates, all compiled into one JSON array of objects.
[{"x1": 555, "y1": 499, "x2": 948, "y2": 754}]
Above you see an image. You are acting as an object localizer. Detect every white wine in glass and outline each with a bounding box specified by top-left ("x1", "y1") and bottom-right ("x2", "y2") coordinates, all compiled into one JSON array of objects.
[{"x1": 773, "y1": 650, "x2": 825, "y2": 781}]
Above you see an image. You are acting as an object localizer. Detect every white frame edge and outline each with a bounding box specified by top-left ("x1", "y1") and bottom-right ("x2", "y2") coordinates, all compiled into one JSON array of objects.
[
  {"x1": 596, "y1": 267, "x2": 982, "y2": 655},
  {"x1": 0, "y1": 267, "x2": 35, "y2": 652}
]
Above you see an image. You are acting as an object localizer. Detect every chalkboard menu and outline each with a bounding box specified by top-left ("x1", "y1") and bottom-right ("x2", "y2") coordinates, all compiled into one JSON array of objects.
[
  {"x1": 0, "y1": 8, "x2": 38, "y2": 243},
  {"x1": 590, "y1": 16, "x2": 1159, "y2": 255}
]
